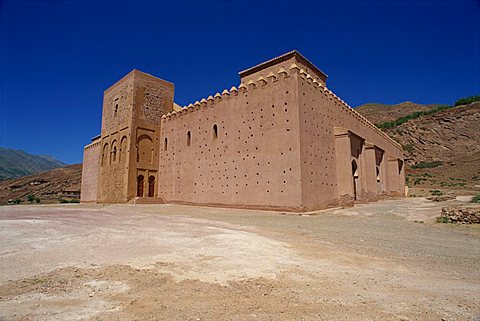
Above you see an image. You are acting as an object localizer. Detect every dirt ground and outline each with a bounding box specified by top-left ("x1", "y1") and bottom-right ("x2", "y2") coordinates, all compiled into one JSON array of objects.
[{"x1": 0, "y1": 198, "x2": 479, "y2": 321}]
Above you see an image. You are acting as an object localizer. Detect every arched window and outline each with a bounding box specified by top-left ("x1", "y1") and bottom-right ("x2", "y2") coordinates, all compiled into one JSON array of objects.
[
  {"x1": 120, "y1": 136, "x2": 127, "y2": 162},
  {"x1": 137, "y1": 175, "x2": 144, "y2": 197},
  {"x1": 352, "y1": 160, "x2": 359, "y2": 200},
  {"x1": 102, "y1": 143, "x2": 109, "y2": 166},
  {"x1": 164, "y1": 138, "x2": 168, "y2": 151},
  {"x1": 114, "y1": 98, "x2": 119, "y2": 117},
  {"x1": 148, "y1": 176, "x2": 155, "y2": 197},
  {"x1": 186, "y1": 131, "x2": 191, "y2": 146},
  {"x1": 213, "y1": 124, "x2": 218, "y2": 140},
  {"x1": 112, "y1": 146, "x2": 117, "y2": 162}
]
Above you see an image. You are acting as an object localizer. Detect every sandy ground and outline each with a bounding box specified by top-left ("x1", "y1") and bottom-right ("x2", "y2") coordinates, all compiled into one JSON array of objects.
[{"x1": 0, "y1": 198, "x2": 479, "y2": 321}]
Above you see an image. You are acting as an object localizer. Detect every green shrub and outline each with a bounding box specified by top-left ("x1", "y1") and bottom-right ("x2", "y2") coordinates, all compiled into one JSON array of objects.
[
  {"x1": 27, "y1": 195, "x2": 35, "y2": 203},
  {"x1": 411, "y1": 161, "x2": 443, "y2": 169},
  {"x1": 402, "y1": 143, "x2": 415, "y2": 153},
  {"x1": 13, "y1": 199, "x2": 22, "y2": 204},
  {"x1": 375, "y1": 95, "x2": 479, "y2": 130},
  {"x1": 471, "y1": 194, "x2": 480, "y2": 203},
  {"x1": 430, "y1": 190, "x2": 443, "y2": 196},
  {"x1": 454, "y1": 95, "x2": 480, "y2": 106},
  {"x1": 414, "y1": 177, "x2": 427, "y2": 185},
  {"x1": 376, "y1": 105, "x2": 452, "y2": 129}
]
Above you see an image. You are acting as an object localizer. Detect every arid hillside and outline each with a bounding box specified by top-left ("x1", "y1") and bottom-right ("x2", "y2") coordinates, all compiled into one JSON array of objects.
[
  {"x1": 0, "y1": 164, "x2": 82, "y2": 204},
  {"x1": 358, "y1": 102, "x2": 480, "y2": 192},
  {"x1": 355, "y1": 101, "x2": 441, "y2": 124}
]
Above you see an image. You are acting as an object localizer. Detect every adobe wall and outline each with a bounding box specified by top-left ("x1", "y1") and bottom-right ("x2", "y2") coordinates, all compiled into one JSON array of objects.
[
  {"x1": 80, "y1": 139, "x2": 100, "y2": 203},
  {"x1": 296, "y1": 67, "x2": 404, "y2": 206},
  {"x1": 159, "y1": 69, "x2": 303, "y2": 211},
  {"x1": 296, "y1": 67, "x2": 340, "y2": 210}
]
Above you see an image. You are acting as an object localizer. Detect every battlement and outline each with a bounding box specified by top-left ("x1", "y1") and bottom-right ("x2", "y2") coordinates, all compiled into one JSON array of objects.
[
  {"x1": 296, "y1": 69, "x2": 402, "y2": 151},
  {"x1": 83, "y1": 137, "x2": 101, "y2": 151},
  {"x1": 161, "y1": 62, "x2": 401, "y2": 152},
  {"x1": 161, "y1": 62, "x2": 293, "y2": 121},
  {"x1": 239, "y1": 50, "x2": 327, "y2": 85}
]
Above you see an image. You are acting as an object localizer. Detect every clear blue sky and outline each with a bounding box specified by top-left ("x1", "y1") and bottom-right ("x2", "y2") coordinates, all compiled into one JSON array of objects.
[{"x1": 1, "y1": 0, "x2": 479, "y2": 164}]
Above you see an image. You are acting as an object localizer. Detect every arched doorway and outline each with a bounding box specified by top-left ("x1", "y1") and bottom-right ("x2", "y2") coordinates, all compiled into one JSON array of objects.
[
  {"x1": 352, "y1": 160, "x2": 359, "y2": 200},
  {"x1": 148, "y1": 176, "x2": 155, "y2": 197},
  {"x1": 376, "y1": 166, "x2": 381, "y2": 192},
  {"x1": 137, "y1": 175, "x2": 144, "y2": 197},
  {"x1": 137, "y1": 135, "x2": 153, "y2": 164}
]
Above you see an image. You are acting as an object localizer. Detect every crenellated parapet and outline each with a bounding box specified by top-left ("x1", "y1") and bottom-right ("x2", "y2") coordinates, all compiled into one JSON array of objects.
[
  {"x1": 161, "y1": 63, "x2": 297, "y2": 123},
  {"x1": 83, "y1": 138, "x2": 101, "y2": 151},
  {"x1": 298, "y1": 69, "x2": 402, "y2": 150},
  {"x1": 160, "y1": 62, "x2": 402, "y2": 152}
]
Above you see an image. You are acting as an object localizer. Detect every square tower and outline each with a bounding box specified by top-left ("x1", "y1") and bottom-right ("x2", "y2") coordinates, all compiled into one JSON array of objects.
[{"x1": 96, "y1": 70, "x2": 174, "y2": 203}]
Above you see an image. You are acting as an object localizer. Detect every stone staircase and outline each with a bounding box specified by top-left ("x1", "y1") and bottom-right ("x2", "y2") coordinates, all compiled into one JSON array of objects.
[{"x1": 132, "y1": 197, "x2": 165, "y2": 205}]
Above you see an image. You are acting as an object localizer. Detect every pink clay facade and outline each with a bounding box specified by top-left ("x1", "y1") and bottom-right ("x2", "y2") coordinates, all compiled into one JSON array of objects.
[{"x1": 80, "y1": 51, "x2": 405, "y2": 211}]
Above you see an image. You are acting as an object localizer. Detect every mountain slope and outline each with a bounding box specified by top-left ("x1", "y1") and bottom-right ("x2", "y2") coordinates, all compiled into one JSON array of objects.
[
  {"x1": 0, "y1": 148, "x2": 66, "y2": 180},
  {"x1": 383, "y1": 103, "x2": 480, "y2": 164},
  {"x1": 355, "y1": 101, "x2": 442, "y2": 125},
  {"x1": 359, "y1": 102, "x2": 480, "y2": 191},
  {"x1": 0, "y1": 164, "x2": 82, "y2": 204}
]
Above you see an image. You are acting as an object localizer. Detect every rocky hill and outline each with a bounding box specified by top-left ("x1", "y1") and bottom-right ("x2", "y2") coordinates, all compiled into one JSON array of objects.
[
  {"x1": 357, "y1": 102, "x2": 480, "y2": 192},
  {"x1": 356, "y1": 101, "x2": 442, "y2": 124},
  {"x1": 0, "y1": 164, "x2": 82, "y2": 204},
  {"x1": 0, "y1": 147, "x2": 66, "y2": 180}
]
